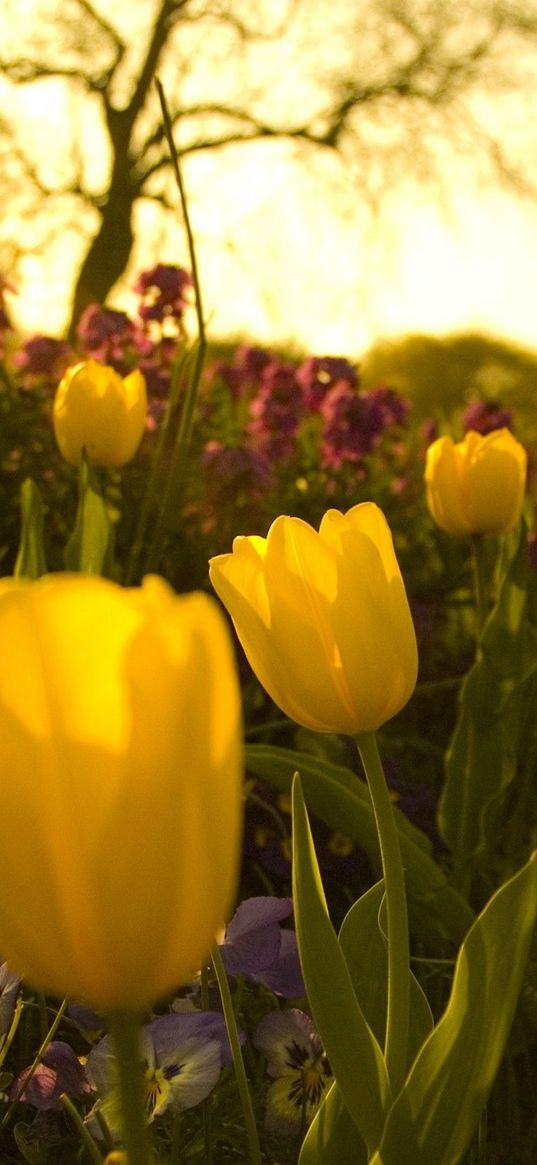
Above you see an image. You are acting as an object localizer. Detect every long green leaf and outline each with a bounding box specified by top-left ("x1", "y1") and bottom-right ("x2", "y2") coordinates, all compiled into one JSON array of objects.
[
  {"x1": 439, "y1": 522, "x2": 537, "y2": 878},
  {"x1": 374, "y1": 851, "x2": 537, "y2": 1165},
  {"x1": 246, "y1": 743, "x2": 474, "y2": 947},
  {"x1": 299, "y1": 1081, "x2": 367, "y2": 1165},
  {"x1": 64, "y1": 454, "x2": 114, "y2": 575},
  {"x1": 292, "y1": 773, "x2": 391, "y2": 1156},
  {"x1": 14, "y1": 478, "x2": 47, "y2": 579},
  {"x1": 339, "y1": 882, "x2": 434, "y2": 1066},
  {"x1": 298, "y1": 883, "x2": 434, "y2": 1165}
]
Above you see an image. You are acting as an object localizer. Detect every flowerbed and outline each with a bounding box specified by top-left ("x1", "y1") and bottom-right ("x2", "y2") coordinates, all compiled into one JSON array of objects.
[{"x1": 0, "y1": 265, "x2": 535, "y2": 1164}]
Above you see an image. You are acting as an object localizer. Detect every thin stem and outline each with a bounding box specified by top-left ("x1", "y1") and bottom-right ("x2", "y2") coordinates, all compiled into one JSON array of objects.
[
  {"x1": 142, "y1": 78, "x2": 207, "y2": 575},
  {"x1": 60, "y1": 1092, "x2": 104, "y2": 1165},
  {"x1": 354, "y1": 731, "x2": 410, "y2": 1096},
  {"x1": 2, "y1": 997, "x2": 69, "y2": 1126},
  {"x1": 471, "y1": 534, "x2": 490, "y2": 640},
  {"x1": 105, "y1": 1009, "x2": 153, "y2": 1165},
  {"x1": 210, "y1": 944, "x2": 262, "y2": 1165},
  {"x1": 124, "y1": 347, "x2": 192, "y2": 585}
]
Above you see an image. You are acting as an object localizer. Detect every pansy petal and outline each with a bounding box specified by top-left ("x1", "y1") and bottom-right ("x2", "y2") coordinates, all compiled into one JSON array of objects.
[
  {"x1": 253, "y1": 1009, "x2": 322, "y2": 1077},
  {"x1": 252, "y1": 930, "x2": 305, "y2": 998},
  {"x1": 157, "y1": 1037, "x2": 221, "y2": 1115}
]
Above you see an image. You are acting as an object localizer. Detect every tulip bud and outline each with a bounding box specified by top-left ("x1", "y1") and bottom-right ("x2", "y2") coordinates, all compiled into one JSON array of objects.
[
  {"x1": 424, "y1": 428, "x2": 527, "y2": 536},
  {"x1": 209, "y1": 502, "x2": 417, "y2": 735},
  {"x1": 53, "y1": 359, "x2": 147, "y2": 468},
  {"x1": 0, "y1": 574, "x2": 243, "y2": 1011}
]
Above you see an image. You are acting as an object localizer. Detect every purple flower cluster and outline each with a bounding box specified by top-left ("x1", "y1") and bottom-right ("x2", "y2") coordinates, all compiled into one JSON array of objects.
[
  {"x1": 207, "y1": 345, "x2": 409, "y2": 473},
  {"x1": 321, "y1": 383, "x2": 410, "y2": 470},
  {"x1": 295, "y1": 355, "x2": 358, "y2": 409},
  {"x1": 247, "y1": 358, "x2": 302, "y2": 460},
  {"x1": 10, "y1": 264, "x2": 191, "y2": 407},
  {"x1": 203, "y1": 441, "x2": 273, "y2": 505},
  {"x1": 76, "y1": 306, "x2": 136, "y2": 368},
  {"x1": 133, "y1": 264, "x2": 192, "y2": 326},
  {"x1": 12, "y1": 336, "x2": 71, "y2": 382},
  {"x1": 462, "y1": 398, "x2": 513, "y2": 435}
]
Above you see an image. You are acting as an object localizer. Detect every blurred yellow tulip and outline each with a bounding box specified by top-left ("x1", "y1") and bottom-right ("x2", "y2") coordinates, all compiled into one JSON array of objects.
[
  {"x1": 0, "y1": 574, "x2": 242, "y2": 1011},
  {"x1": 53, "y1": 359, "x2": 147, "y2": 468},
  {"x1": 424, "y1": 428, "x2": 527, "y2": 536},
  {"x1": 209, "y1": 502, "x2": 417, "y2": 735}
]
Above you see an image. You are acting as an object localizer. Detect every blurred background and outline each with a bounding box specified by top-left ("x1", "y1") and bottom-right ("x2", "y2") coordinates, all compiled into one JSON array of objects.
[{"x1": 1, "y1": 0, "x2": 537, "y2": 359}]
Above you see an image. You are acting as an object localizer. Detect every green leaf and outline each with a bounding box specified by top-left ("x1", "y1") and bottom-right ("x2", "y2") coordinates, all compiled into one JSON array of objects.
[
  {"x1": 64, "y1": 453, "x2": 114, "y2": 575},
  {"x1": 339, "y1": 881, "x2": 434, "y2": 1066},
  {"x1": 374, "y1": 851, "x2": 537, "y2": 1165},
  {"x1": 299, "y1": 1081, "x2": 367, "y2": 1165},
  {"x1": 292, "y1": 773, "x2": 390, "y2": 1157},
  {"x1": 14, "y1": 479, "x2": 47, "y2": 579},
  {"x1": 439, "y1": 522, "x2": 537, "y2": 879},
  {"x1": 246, "y1": 743, "x2": 474, "y2": 948}
]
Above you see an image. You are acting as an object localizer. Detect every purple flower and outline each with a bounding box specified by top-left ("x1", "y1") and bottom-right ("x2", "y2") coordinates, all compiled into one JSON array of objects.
[
  {"x1": 296, "y1": 356, "x2": 358, "y2": 410},
  {"x1": 253, "y1": 1009, "x2": 332, "y2": 1134},
  {"x1": 235, "y1": 345, "x2": 274, "y2": 380},
  {"x1": 203, "y1": 442, "x2": 273, "y2": 503},
  {"x1": 77, "y1": 306, "x2": 136, "y2": 368},
  {"x1": 204, "y1": 360, "x2": 246, "y2": 399},
  {"x1": 11, "y1": 1041, "x2": 89, "y2": 1110},
  {"x1": 420, "y1": 419, "x2": 439, "y2": 445},
  {"x1": 462, "y1": 399, "x2": 513, "y2": 435},
  {"x1": 247, "y1": 359, "x2": 302, "y2": 460},
  {"x1": 366, "y1": 385, "x2": 410, "y2": 427},
  {"x1": 250, "y1": 930, "x2": 305, "y2": 998},
  {"x1": 87, "y1": 1011, "x2": 235, "y2": 1138},
  {"x1": 219, "y1": 897, "x2": 305, "y2": 998},
  {"x1": 13, "y1": 335, "x2": 72, "y2": 380},
  {"x1": 320, "y1": 381, "x2": 385, "y2": 468},
  {"x1": 134, "y1": 265, "x2": 191, "y2": 325},
  {"x1": 67, "y1": 1002, "x2": 104, "y2": 1038},
  {"x1": 220, "y1": 897, "x2": 293, "y2": 975}
]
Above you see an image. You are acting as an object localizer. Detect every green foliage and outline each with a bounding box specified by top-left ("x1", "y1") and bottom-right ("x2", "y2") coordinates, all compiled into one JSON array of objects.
[
  {"x1": 245, "y1": 743, "x2": 475, "y2": 948},
  {"x1": 439, "y1": 521, "x2": 537, "y2": 894},
  {"x1": 371, "y1": 852, "x2": 537, "y2": 1165},
  {"x1": 14, "y1": 480, "x2": 47, "y2": 580},
  {"x1": 63, "y1": 454, "x2": 116, "y2": 576},
  {"x1": 291, "y1": 774, "x2": 390, "y2": 1157},
  {"x1": 361, "y1": 330, "x2": 537, "y2": 433}
]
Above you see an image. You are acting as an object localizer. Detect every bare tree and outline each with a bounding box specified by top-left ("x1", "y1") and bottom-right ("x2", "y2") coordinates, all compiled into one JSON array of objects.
[{"x1": 1, "y1": 0, "x2": 537, "y2": 336}]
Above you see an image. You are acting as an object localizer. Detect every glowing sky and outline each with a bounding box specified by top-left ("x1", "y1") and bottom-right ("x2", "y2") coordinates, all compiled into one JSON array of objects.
[{"x1": 3, "y1": 0, "x2": 537, "y2": 358}]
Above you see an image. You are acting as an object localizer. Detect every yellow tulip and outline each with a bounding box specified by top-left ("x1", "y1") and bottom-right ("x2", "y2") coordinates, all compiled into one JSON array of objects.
[
  {"x1": 424, "y1": 428, "x2": 527, "y2": 536},
  {"x1": 53, "y1": 359, "x2": 147, "y2": 468},
  {"x1": 209, "y1": 502, "x2": 417, "y2": 735},
  {"x1": 0, "y1": 574, "x2": 242, "y2": 1011}
]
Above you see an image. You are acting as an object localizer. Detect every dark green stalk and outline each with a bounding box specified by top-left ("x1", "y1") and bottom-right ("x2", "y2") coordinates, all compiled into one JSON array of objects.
[
  {"x1": 142, "y1": 79, "x2": 207, "y2": 576},
  {"x1": 471, "y1": 533, "x2": 490, "y2": 640},
  {"x1": 60, "y1": 1092, "x2": 104, "y2": 1164},
  {"x1": 106, "y1": 1009, "x2": 153, "y2": 1165},
  {"x1": 211, "y1": 944, "x2": 262, "y2": 1165},
  {"x1": 354, "y1": 731, "x2": 410, "y2": 1096},
  {"x1": 3, "y1": 997, "x2": 68, "y2": 1126}
]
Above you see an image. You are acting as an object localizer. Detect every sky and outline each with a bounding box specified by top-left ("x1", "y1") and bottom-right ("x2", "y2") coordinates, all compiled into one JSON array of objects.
[{"x1": 2, "y1": 0, "x2": 537, "y2": 359}]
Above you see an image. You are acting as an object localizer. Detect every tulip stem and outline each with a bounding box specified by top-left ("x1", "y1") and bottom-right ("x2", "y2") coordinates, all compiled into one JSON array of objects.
[
  {"x1": 211, "y1": 944, "x2": 263, "y2": 1165},
  {"x1": 354, "y1": 731, "x2": 410, "y2": 1097},
  {"x1": 471, "y1": 534, "x2": 490, "y2": 639},
  {"x1": 106, "y1": 1009, "x2": 153, "y2": 1165}
]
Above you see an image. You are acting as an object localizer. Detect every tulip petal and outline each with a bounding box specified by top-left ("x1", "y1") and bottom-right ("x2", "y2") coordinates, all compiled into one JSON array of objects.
[{"x1": 0, "y1": 576, "x2": 243, "y2": 1011}]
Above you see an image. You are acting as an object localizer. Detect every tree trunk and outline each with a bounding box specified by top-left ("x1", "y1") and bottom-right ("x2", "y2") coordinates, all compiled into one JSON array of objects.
[{"x1": 68, "y1": 192, "x2": 136, "y2": 340}]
